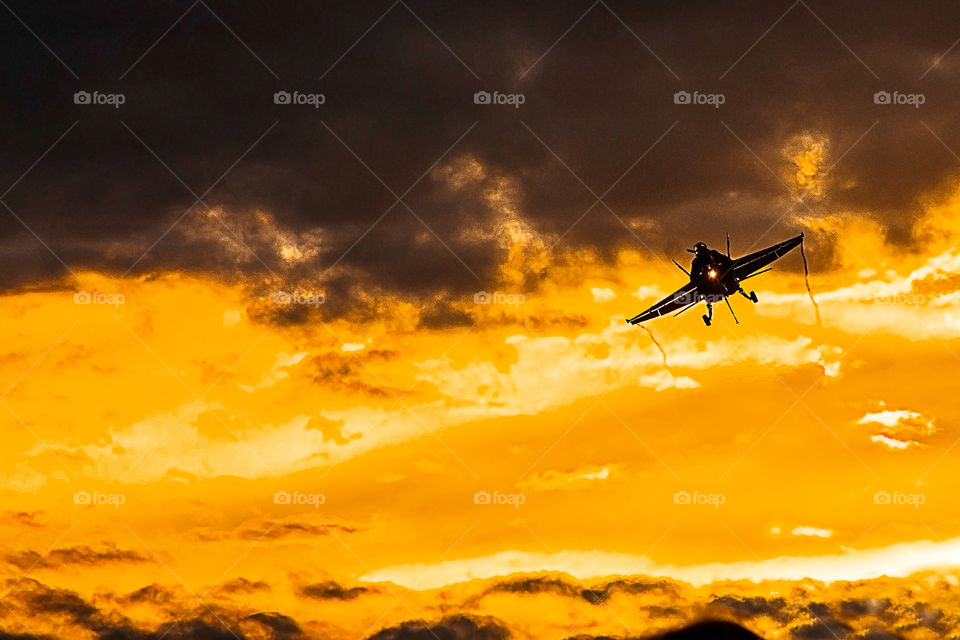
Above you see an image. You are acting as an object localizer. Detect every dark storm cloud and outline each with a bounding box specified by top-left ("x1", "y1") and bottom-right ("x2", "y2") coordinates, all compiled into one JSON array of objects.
[
  {"x1": 790, "y1": 619, "x2": 854, "y2": 640},
  {"x1": 242, "y1": 613, "x2": 303, "y2": 640},
  {"x1": 466, "y1": 575, "x2": 678, "y2": 607},
  {"x1": 856, "y1": 633, "x2": 905, "y2": 640},
  {"x1": 583, "y1": 577, "x2": 680, "y2": 602},
  {"x1": 565, "y1": 620, "x2": 764, "y2": 640},
  {"x1": 3, "y1": 511, "x2": 43, "y2": 527},
  {"x1": 466, "y1": 575, "x2": 582, "y2": 604},
  {"x1": 366, "y1": 614, "x2": 510, "y2": 640},
  {"x1": 4, "y1": 575, "x2": 960, "y2": 640},
  {"x1": 96, "y1": 618, "x2": 249, "y2": 640},
  {"x1": 708, "y1": 595, "x2": 790, "y2": 622},
  {"x1": 121, "y1": 583, "x2": 180, "y2": 605},
  {"x1": 196, "y1": 519, "x2": 359, "y2": 542},
  {"x1": 3, "y1": 0, "x2": 960, "y2": 301},
  {"x1": 5, "y1": 578, "x2": 261, "y2": 640},
  {"x1": 303, "y1": 350, "x2": 400, "y2": 399},
  {"x1": 234, "y1": 520, "x2": 359, "y2": 540},
  {"x1": 18, "y1": 580, "x2": 100, "y2": 624},
  {"x1": 6, "y1": 544, "x2": 150, "y2": 569},
  {"x1": 840, "y1": 598, "x2": 891, "y2": 618},
  {"x1": 297, "y1": 580, "x2": 370, "y2": 601},
  {"x1": 218, "y1": 577, "x2": 271, "y2": 595}
]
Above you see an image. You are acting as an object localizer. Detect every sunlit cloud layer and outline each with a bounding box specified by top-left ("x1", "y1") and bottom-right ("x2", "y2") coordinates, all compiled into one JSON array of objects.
[{"x1": 360, "y1": 535, "x2": 960, "y2": 589}]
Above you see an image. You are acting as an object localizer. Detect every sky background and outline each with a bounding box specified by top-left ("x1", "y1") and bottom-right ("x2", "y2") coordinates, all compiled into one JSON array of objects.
[{"x1": 3, "y1": 1, "x2": 960, "y2": 639}]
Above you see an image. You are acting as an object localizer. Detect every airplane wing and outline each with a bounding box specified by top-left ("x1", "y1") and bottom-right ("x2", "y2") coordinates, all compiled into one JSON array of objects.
[
  {"x1": 626, "y1": 282, "x2": 698, "y2": 325},
  {"x1": 730, "y1": 233, "x2": 804, "y2": 280}
]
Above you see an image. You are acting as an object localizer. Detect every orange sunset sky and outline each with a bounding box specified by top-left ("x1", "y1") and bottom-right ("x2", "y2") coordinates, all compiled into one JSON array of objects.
[
  {"x1": 4, "y1": 155, "x2": 960, "y2": 638},
  {"x1": 5, "y1": 1, "x2": 960, "y2": 639}
]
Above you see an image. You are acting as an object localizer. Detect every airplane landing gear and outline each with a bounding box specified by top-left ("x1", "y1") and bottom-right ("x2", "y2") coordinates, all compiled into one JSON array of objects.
[
  {"x1": 702, "y1": 302, "x2": 713, "y2": 326},
  {"x1": 738, "y1": 288, "x2": 758, "y2": 303}
]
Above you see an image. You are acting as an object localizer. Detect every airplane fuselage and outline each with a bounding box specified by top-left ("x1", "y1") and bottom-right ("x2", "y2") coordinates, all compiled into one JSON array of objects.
[{"x1": 689, "y1": 247, "x2": 738, "y2": 301}]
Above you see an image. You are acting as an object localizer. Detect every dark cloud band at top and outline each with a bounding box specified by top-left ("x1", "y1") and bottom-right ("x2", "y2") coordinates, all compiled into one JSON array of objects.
[{"x1": 2, "y1": 0, "x2": 960, "y2": 298}]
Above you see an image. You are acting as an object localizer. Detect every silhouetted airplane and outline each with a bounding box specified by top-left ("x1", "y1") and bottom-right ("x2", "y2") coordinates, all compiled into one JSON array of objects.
[{"x1": 626, "y1": 233, "x2": 805, "y2": 326}]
